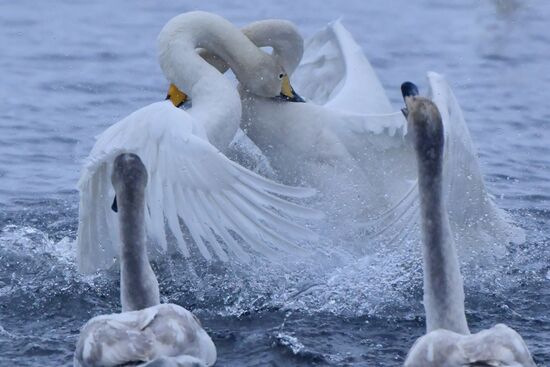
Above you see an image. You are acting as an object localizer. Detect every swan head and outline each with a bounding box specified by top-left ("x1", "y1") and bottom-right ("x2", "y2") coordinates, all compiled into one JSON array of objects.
[
  {"x1": 401, "y1": 82, "x2": 444, "y2": 162},
  {"x1": 278, "y1": 73, "x2": 305, "y2": 102},
  {"x1": 230, "y1": 53, "x2": 305, "y2": 102},
  {"x1": 111, "y1": 153, "x2": 148, "y2": 198},
  {"x1": 194, "y1": 18, "x2": 305, "y2": 103}
]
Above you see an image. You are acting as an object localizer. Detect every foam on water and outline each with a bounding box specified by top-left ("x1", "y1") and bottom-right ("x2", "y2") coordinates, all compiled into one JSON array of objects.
[{"x1": 0, "y1": 200, "x2": 548, "y2": 365}]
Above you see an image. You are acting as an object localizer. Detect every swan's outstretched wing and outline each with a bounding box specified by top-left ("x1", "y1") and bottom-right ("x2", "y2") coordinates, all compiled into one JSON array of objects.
[
  {"x1": 329, "y1": 73, "x2": 524, "y2": 248},
  {"x1": 77, "y1": 102, "x2": 321, "y2": 273},
  {"x1": 293, "y1": 19, "x2": 393, "y2": 115},
  {"x1": 404, "y1": 325, "x2": 536, "y2": 367},
  {"x1": 293, "y1": 19, "x2": 417, "y2": 222},
  {"x1": 428, "y1": 72, "x2": 524, "y2": 246}
]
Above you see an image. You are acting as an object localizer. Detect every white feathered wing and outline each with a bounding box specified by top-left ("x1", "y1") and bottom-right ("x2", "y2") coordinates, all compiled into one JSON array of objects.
[
  {"x1": 293, "y1": 21, "x2": 523, "y2": 247},
  {"x1": 77, "y1": 101, "x2": 321, "y2": 273}
]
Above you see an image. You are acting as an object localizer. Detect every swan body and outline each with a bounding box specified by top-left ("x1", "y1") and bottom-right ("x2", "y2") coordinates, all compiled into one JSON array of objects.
[
  {"x1": 226, "y1": 19, "x2": 523, "y2": 250},
  {"x1": 403, "y1": 83, "x2": 535, "y2": 367},
  {"x1": 76, "y1": 12, "x2": 319, "y2": 273},
  {"x1": 74, "y1": 154, "x2": 216, "y2": 367},
  {"x1": 75, "y1": 304, "x2": 215, "y2": 367},
  {"x1": 405, "y1": 325, "x2": 535, "y2": 367}
]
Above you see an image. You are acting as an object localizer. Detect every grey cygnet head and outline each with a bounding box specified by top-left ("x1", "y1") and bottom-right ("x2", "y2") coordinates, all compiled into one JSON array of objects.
[
  {"x1": 111, "y1": 153, "x2": 148, "y2": 197},
  {"x1": 401, "y1": 81, "x2": 444, "y2": 166}
]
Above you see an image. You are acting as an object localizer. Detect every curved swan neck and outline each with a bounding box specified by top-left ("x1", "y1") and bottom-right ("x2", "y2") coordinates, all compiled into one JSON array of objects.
[
  {"x1": 241, "y1": 20, "x2": 304, "y2": 75},
  {"x1": 199, "y1": 19, "x2": 304, "y2": 77},
  {"x1": 113, "y1": 154, "x2": 160, "y2": 312},
  {"x1": 158, "y1": 12, "x2": 267, "y2": 149},
  {"x1": 411, "y1": 97, "x2": 470, "y2": 335}
]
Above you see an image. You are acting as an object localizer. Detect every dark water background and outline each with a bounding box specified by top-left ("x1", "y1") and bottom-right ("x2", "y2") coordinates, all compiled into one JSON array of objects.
[{"x1": 0, "y1": 0, "x2": 549, "y2": 366}]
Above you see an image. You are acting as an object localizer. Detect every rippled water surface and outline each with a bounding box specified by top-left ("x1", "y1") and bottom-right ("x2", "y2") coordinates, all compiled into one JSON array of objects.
[{"x1": 1, "y1": 1, "x2": 549, "y2": 366}]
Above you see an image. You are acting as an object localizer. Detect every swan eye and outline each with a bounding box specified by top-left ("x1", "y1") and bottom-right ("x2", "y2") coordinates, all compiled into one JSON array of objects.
[{"x1": 278, "y1": 73, "x2": 285, "y2": 80}]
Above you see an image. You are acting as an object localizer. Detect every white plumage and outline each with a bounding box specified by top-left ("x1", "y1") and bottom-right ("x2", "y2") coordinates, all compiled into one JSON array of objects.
[{"x1": 77, "y1": 101, "x2": 319, "y2": 273}]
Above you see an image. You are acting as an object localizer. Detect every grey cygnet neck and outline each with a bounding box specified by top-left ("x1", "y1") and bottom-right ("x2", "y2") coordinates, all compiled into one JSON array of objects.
[
  {"x1": 111, "y1": 153, "x2": 160, "y2": 312},
  {"x1": 404, "y1": 82, "x2": 469, "y2": 335}
]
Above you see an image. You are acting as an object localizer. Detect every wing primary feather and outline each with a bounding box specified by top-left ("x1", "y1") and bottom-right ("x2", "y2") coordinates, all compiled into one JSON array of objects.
[
  {"x1": 163, "y1": 182, "x2": 190, "y2": 257},
  {"x1": 368, "y1": 181, "x2": 418, "y2": 222},
  {"x1": 366, "y1": 188, "x2": 419, "y2": 241},
  {"x1": 235, "y1": 179, "x2": 323, "y2": 220},
  {"x1": 211, "y1": 193, "x2": 280, "y2": 260},
  {"x1": 200, "y1": 193, "x2": 251, "y2": 262},
  {"x1": 186, "y1": 192, "x2": 229, "y2": 261},
  {"x1": 232, "y1": 162, "x2": 316, "y2": 198},
  {"x1": 179, "y1": 189, "x2": 213, "y2": 260},
  {"x1": 146, "y1": 172, "x2": 168, "y2": 253},
  {"x1": 232, "y1": 182, "x2": 319, "y2": 241},
  {"x1": 223, "y1": 191, "x2": 310, "y2": 256}
]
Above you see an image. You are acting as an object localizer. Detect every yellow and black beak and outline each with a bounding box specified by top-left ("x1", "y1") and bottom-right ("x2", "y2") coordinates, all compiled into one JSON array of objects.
[
  {"x1": 166, "y1": 83, "x2": 188, "y2": 107},
  {"x1": 278, "y1": 75, "x2": 305, "y2": 103}
]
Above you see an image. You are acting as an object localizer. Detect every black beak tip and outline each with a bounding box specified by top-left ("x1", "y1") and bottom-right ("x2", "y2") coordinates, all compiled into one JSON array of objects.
[
  {"x1": 401, "y1": 81, "x2": 419, "y2": 99},
  {"x1": 166, "y1": 95, "x2": 185, "y2": 108},
  {"x1": 293, "y1": 93, "x2": 306, "y2": 103},
  {"x1": 111, "y1": 196, "x2": 118, "y2": 213},
  {"x1": 278, "y1": 92, "x2": 305, "y2": 103}
]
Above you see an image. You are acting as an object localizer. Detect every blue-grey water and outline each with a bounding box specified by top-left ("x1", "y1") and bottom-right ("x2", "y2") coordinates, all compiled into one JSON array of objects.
[{"x1": 1, "y1": 1, "x2": 549, "y2": 366}]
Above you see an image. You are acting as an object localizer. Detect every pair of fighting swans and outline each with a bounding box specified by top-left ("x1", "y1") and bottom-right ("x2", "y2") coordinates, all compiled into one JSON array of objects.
[
  {"x1": 402, "y1": 83, "x2": 535, "y2": 366},
  {"x1": 76, "y1": 12, "x2": 319, "y2": 274},
  {"x1": 235, "y1": 20, "x2": 522, "y2": 249},
  {"x1": 186, "y1": 16, "x2": 522, "y2": 251},
  {"x1": 78, "y1": 11, "x2": 521, "y2": 273}
]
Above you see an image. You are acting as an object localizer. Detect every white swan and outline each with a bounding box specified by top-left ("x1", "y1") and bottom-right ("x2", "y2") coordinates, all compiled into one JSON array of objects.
[
  {"x1": 76, "y1": 11, "x2": 319, "y2": 274},
  {"x1": 74, "y1": 153, "x2": 216, "y2": 367},
  {"x1": 197, "y1": 19, "x2": 523, "y2": 251},
  {"x1": 401, "y1": 82, "x2": 535, "y2": 367}
]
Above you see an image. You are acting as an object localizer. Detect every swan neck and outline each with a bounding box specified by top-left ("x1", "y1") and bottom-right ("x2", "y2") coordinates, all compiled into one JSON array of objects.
[
  {"x1": 117, "y1": 187, "x2": 160, "y2": 311},
  {"x1": 159, "y1": 12, "x2": 263, "y2": 149},
  {"x1": 241, "y1": 20, "x2": 303, "y2": 75},
  {"x1": 415, "y1": 124, "x2": 470, "y2": 335}
]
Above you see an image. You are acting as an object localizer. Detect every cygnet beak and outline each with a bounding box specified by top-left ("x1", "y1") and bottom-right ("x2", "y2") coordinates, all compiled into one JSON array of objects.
[
  {"x1": 400, "y1": 81, "x2": 419, "y2": 117},
  {"x1": 166, "y1": 83, "x2": 188, "y2": 107},
  {"x1": 278, "y1": 75, "x2": 305, "y2": 103},
  {"x1": 111, "y1": 196, "x2": 118, "y2": 213}
]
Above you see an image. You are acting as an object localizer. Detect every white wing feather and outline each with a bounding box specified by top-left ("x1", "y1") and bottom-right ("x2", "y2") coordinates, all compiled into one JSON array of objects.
[
  {"x1": 293, "y1": 20, "x2": 523, "y2": 246},
  {"x1": 77, "y1": 101, "x2": 321, "y2": 273},
  {"x1": 293, "y1": 19, "x2": 393, "y2": 115},
  {"x1": 428, "y1": 72, "x2": 525, "y2": 246}
]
